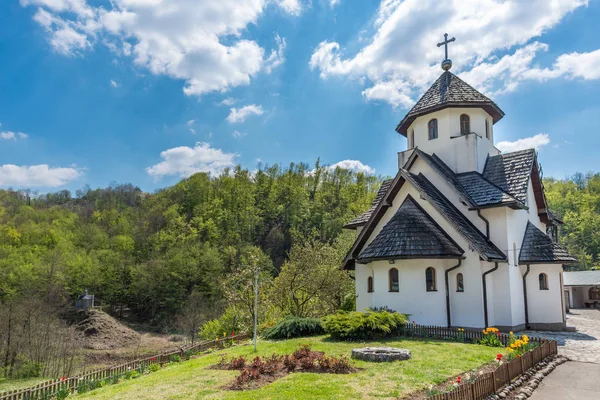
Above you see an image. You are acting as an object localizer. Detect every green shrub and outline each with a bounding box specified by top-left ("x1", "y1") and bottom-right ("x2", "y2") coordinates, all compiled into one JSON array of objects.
[
  {"x1": 169, "y1": 354, "x2": 182, "y2": 363},
  {"x1": 199, "y1": 306, "x2": 244, "y2": 340},
  {"x1": 322, "y1": 310, "x2": 408, "y2": 341},
  {"x1": 262, "y1": 317, "x2": 324, "y2": 340},
  {"x1": 15, "y1": 361, "x2": 44, "y2": 378},
  {"x1": 149, "y1": 364, "x2": 161, "y2": 373}
]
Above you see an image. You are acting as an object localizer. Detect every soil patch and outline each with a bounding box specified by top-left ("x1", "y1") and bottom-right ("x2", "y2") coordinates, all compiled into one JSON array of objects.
[{"x1": 71, "y1": 309, "x2": 141, "y2": 350}]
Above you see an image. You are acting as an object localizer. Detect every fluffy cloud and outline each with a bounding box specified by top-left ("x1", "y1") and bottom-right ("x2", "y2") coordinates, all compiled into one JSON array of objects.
[
  {"x1": 327, "y1": 159, "x2": 375, "y2": 174},
  {"x1": 310, "y1": 0, "x2": 592, "y2": 106},
  {"x1": 496, "y1": 133, "x2": 550, "y2": 153},
  {"x1": 146, "y1": 142, "x2": 237, "y2": 178},
  {"x1": 232, "y1": 130, "x2": 247, "y2": 138},
  {"x1": 22, "y1": 0, "x2": 292, "y2": 95},
  {"x1": 0, "y1": 164, "x2": 82, "y2": 187},
  {"x1": 226, "y1": 104, "x2": 264, "y2": 123},
  {"x1": 1, "y1": 131, "x2": 29, "y2": 140},
  {"x1": 220, "y1": 98, "x2": 238, "y2": 106}
]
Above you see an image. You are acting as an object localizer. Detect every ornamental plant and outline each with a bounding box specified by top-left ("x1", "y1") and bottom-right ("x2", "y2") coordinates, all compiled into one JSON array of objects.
[
  {"x1": 505, "y1": 332, "x2": 537, "y2": 359},
  {"x1": 323, "y1": 310, "x2": 408, "y2": 340},
  {"x1": 479, "y1": 327, "x2": 503, "y2": 347}
]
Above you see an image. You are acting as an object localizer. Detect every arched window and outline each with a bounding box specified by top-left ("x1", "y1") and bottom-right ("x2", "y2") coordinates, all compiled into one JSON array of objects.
[
  {"x1": 389, "y1": 268, "x2": 399, "y2": 292},
  {"x1": 460, "y1": 114, "x2": 470, "y2": 135},
  {"x1": 589, "y1": 287, "x2": 600, "y2": 300},
  {"x1": 428, "y1": 119, "x2": 438, "y2": 140},
  {"x1": 456, "y1": 273, "x2": 464, "y2": 292},
  {"x1": 485, "y1": 120, "x2": 490, "y2": 139},
  {"x1": 539, "y1": 273, "x2": 549, "y2": 290},
  {"x1": 426, "y1": 267, "x2": 436, "y2": 291},
  {"x1": 409, "y1": 129, "x2": 415, "y2": 149},
  {"x1": 367, "y1": 276, "x2": 374, "y2": 293}
]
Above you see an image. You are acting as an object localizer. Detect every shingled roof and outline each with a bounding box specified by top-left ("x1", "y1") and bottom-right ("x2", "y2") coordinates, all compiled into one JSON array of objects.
[
  {"x1": 483, "y1": 149, "x2": 535, "y2": 204},
  {"x1": 456, "y1": 172, "x2": 523, "y2": 208},
  {"x1": 519, "y1": 222, "x2": 577, "y2": 264},
  {"x1": 344, "y1": 179, "x2": 393, "y2": 229},
  {"x1": 396, "y1": 71, "x2": 504, "y2": 136},
  {"x1": 402, "y1": 171, "x2": 506, "y2": 261},
  {"x1": 357, "y1": 196, "x2": 463, "y2": 263}
]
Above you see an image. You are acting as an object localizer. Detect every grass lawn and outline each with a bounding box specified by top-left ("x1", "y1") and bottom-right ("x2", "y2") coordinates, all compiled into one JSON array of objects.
[
  {"x1": 0, "y1": 377, "x2": 47, "y2": 392},
  {"x1": 76, "y1": 336, "x2": 502, "y2": 400}
]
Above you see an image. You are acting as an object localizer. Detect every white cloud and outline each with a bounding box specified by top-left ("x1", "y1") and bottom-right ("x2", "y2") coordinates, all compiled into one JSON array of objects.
[
  {"x1": 0, "y1": 130, "x2": 29, "y2": 141},
  {"x1": 220, "y1": 98, "x2": 238, "y2": 106},
  {"x1": 226, "y1": 104, "x2": 264, "y2": 123},
  {"x1": 22, "y1": 0, "x2": 295, "y2": 95},
  {"x1": 110, "y1": 79, "x2": 119, "y2": 88},
  {"x1": 187, "y1": 119, "x2": 196, "y2": 134},
  {"x1": 232, "y1": 130, "x2": 247, "y2": 138},
  {"x1": 327, "y1": 159, "x2": 375, "y2": 174},
  {"x1": 496, "y1": 133, "x2": 550, "y2": 153},
  {"x1": 0, "y1": 164, "x2": 82, "y2": 187},
  {"x1": 276, "y1": 0, "x2": 302, "y2": 15},
  {"x1": 524, "y1": 48, "x2": 600, "y2": 81},
  {"x1": 309, "y1": 0, "x2": 591, "y2": 107},
  {"x1": 330, "y1": 0, "x2": 341, "y2": 8},
  {"x1": 146, "y1": 142, "x2": 237, "y2": 178}
]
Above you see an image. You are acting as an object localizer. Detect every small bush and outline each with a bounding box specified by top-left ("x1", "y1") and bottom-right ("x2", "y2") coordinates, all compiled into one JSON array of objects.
[
  {"x1": 169, "y1": 354, "x2": 182, "y2": 363},
  {"x1": 262, "y1": 317, "x2": 324, "y2": 340},
  {"x1": 149, "y1": 363, "x2": 161, "y2": 373},
  {"x1": 322, "y1": 310, "x2": 408, "y2": 340}
]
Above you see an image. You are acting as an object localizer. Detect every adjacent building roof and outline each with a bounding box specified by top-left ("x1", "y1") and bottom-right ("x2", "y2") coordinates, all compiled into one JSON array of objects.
[
  {"x1": 344, "y1": 179, "x2": 393, "y2": 229},
  {"x1": 483, "y1": 149, "x2": 536, "y2": 204},
  {"x1": 357, "y1": 196, "x2": 463, "y2": 263},
  {"x1": 519, "y1": 221, "x2": 577, "y2": 264},
  {"x1": 396, "y1": 71, "x2": 505, "y2": 136},
  {"x1": 564, "y1": 270, "x2": 600, "y2": 286},
  {"x1": 402, "y1": 171, "x2": 506, "y2": 261}
]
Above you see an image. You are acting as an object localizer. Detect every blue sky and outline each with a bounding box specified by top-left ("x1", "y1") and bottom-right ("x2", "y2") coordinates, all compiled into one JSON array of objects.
[{"x1": 0, "y1": 0, "x2": 599, "y2": 193}]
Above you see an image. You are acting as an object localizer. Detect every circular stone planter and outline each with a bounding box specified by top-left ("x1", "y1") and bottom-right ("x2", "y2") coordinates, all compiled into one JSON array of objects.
[{"x1": 351, "y1": 347, "x2": 412, "y2": 362}]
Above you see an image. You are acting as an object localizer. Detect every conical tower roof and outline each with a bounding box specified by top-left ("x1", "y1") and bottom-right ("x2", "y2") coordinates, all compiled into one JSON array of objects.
[{"x1": 396, "y1": 71, "x2": 504, "y2": 136}]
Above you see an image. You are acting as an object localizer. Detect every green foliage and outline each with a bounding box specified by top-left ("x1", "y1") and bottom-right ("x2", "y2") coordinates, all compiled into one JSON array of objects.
[
  {"x1": 544, "y1": 172, "x2": 600, "y2": 270},
  {"x1": 168, "y1": 355, "x2": 181, "y2": 364},
  {"x1": 149, "y1": 364, "x2": 161, "y2": 373},
  {"x1": 199, "y1": 306, "x2": 244, "y2": 340},
  {"x1": 322, "y1": 310, "x2": 408, "y2": 341},
  {"x1": 262, "y1": 317, "x2": 324, "y2": 340},
  {"x1": 55, "y1": 387, "x2": 70, "y2": 400}
]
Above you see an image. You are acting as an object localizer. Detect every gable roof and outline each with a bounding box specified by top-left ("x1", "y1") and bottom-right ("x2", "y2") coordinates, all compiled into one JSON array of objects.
[
  {"x1": 344, "y1": 179, "x2": 393, "y2": 229},
  {"x1": 396, "y1": 71, "x2": 504, "y2": 136},
  {"x1": 342, "y1": 169, "x2": 506, "y2": 269},
  {"x1": 357, "y1": 195, "x2": 463, "y2": 263},
  {"x1": 519, "y1": 221, "x2": 577, "y2": 264},
  {"x1": 403, "y1": 172, "x2": 506, "y2": 261},
  {"x1": 483, "y1": 149, "x2": 535, "y2": 204},
  {"x1": 563, "y1": 270, "x2": 600, "y2": 286}
]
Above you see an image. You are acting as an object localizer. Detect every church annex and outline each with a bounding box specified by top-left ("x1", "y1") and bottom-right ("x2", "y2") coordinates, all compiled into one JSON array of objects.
[{"x1": 342, "y1": 35, "x2": 576, "y2": 332}]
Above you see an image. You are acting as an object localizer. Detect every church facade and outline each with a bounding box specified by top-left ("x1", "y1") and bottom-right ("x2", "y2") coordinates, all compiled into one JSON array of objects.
[{"x1": 342, "y1": 48, "x2": 576, "y2": 332}]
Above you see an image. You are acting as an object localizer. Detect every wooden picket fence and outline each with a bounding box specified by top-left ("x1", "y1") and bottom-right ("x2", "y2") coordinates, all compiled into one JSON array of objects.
[
  {"x1": 0, "y1": 333, "x2": 249, "y2": 400},
  {"x1": 429, "y1": 340, "x2": 558, "y2": 400},
  {"x1": 399, "y1": 323, "x2": 546, "y2": 347}
]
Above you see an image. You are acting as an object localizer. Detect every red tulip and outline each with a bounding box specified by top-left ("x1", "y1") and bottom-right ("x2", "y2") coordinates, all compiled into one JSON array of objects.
[
  {"x1": 151, "y1": 357, "x2": 155, "y2": 361},
  {"x1": 232, "y1": 331, "x2": 235, "y2": 336},
  {"x1": 456, "y1": 376, "x2": 461, "y2": 384},
  {"x1": 60, "y1": 376, "x2": 66, "y2": 382}
]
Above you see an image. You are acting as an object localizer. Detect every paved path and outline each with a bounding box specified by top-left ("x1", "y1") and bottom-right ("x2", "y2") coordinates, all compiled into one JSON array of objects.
[
  {"x1": 529, "y1": 361, "x2": 600, "y2": 400},
  {"x1": 522, "y1": 308, "x2": 600, "y2": 363}
]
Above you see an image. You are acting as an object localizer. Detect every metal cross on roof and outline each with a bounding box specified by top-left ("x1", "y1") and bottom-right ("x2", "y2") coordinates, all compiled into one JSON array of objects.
[{"x1": 437, "y1": 33, "x2": 456, "y2": 71}]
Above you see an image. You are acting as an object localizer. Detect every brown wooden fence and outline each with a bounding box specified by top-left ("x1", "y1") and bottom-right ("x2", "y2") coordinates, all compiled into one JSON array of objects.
[
  {"x1": 399, "y1": 323, "x2": 545, "y2": 347},
  {"x1": 0, "y1": 333, "x2": 249, "y2": 400},
  {"x1": 429, "y1": 340, "x2": 558, "y2": 400}
]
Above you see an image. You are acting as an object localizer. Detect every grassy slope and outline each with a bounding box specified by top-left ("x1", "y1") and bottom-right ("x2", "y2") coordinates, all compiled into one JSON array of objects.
[
  {"x1": 76, "y1": 336, "x2": 501, "y2": 400},
  {"x1": 0, "y1": 377, "x2": 47, "y2": 392}
]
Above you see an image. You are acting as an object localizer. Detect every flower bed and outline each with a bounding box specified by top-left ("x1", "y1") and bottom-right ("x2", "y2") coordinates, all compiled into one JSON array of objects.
[{"x1": 211, "y1": 344, "x2": 356, "y2": 390}]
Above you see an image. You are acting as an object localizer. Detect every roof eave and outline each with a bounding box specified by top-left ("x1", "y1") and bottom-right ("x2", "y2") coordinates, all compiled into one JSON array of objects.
[
  {"x1": 357, "y1": 254, "x2": 465, "y2": 264},
  {"x1": 396, "y1": 102, "x2": 505, "y2": 136},
  {"x1": 520, "y1": 259, "x2": 578, "y2": 265}
]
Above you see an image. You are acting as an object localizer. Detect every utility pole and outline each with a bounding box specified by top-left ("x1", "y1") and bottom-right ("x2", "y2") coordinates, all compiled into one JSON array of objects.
[{"x1": 253, "y1": 267, "x2": 259, "y2": 352}]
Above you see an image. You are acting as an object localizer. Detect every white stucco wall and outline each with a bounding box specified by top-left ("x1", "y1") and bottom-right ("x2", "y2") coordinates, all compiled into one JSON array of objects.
[
  {"x1": 525, "y1": 265, "x2": 565, "y2": 325},
  {"x1": 407, "y1": 108, "x2": 498, "y2": 173}
]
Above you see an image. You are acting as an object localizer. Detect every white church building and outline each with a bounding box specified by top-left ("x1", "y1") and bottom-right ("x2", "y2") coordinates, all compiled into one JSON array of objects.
[{"x1": 342, "y1": 37, "x2": 577, "y2": 332}]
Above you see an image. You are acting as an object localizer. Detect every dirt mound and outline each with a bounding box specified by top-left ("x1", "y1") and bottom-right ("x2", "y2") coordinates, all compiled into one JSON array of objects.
[{"x1": 73, "y1": 309, "x2": 141, "y2": 350}]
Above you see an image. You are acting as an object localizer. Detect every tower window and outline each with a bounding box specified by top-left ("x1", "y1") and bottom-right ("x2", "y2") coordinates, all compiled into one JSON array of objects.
[
  {"x1": 460, "y1": 114, "x2": 470, "y2": 135},
  {"x1": 456, "y1": 273, "x2": 464, "y2": 292},
  {"x1": 485, "y1": 120, "x2": 490, "y2": 139},
  {"x1": 428, "y1": 119, "x2": 438, "y2": 140},
  {"x1": 539, "y1": 273, "x2": 549, "y2": 290},
  {"x1": 426, "y1": 267, "x2": 437, "y2": 291},
  {"x1": 389, "y1": 268, "x2": 399, "y2": 292},
  {"x1": 367, "y1": 276, "x2": 374, "y2": 293}
]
